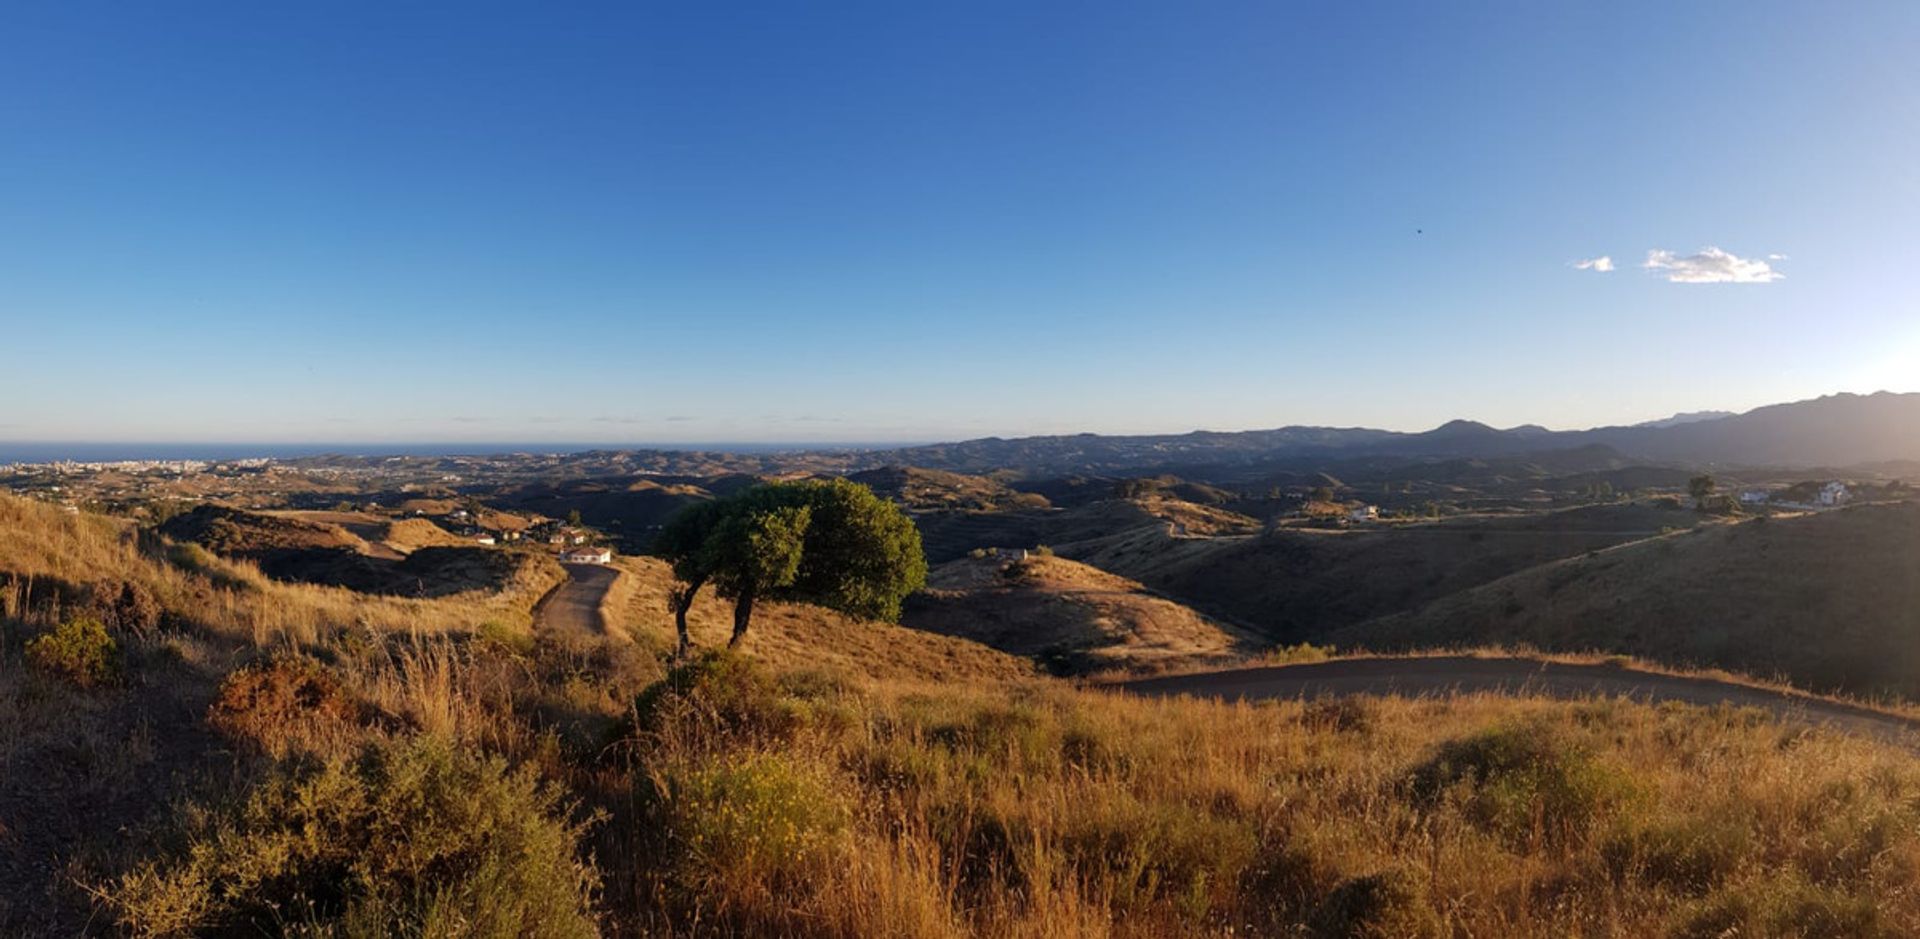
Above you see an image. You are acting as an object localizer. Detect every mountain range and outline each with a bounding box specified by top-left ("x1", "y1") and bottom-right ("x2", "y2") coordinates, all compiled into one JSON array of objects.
[{"x1": 859, "y1": 392, "x2": 1920, "y2": 476}]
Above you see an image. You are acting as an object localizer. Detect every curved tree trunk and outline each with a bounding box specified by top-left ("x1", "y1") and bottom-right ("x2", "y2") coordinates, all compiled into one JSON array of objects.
[
  {"x1": 729, "y1": 591, "x2": 755, "y2": 648},
  {"x1": 671, "y1": 574, "x2": 706, "y2": 658}
]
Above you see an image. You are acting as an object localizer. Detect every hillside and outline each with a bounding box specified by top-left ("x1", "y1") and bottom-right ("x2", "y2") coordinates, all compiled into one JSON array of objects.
[
  {"x1": 607, "y1": 554, "x2": 1035, "y2": 684},
  {"x1": 843, "y1": 465, "x2": 1051, "y2": 512},
  {"x1": 914, "y1": 495, "x2": 1259, "y2": 563},
  {"x1": 1063, "y1": 503, "x2": 1692, "y2": 642},
  {"x1": 903, "y1": 554, "x2": 1259, "y2": 674},
  {"x1": 161, "y1": 504, "x2": 560, "y2": 598},
  {"x1": 9, "y1": 493, "x2": 1920, "y2": 935},
  {"x1": 1338, "y1": 500, "x2": 1920, "y2": 698},
  {"x1": 161, "y1": 504, "x2": 368, "y2": 555}
]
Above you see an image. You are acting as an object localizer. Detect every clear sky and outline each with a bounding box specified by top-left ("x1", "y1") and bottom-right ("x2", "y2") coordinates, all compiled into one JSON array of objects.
[{"x1": 3, "y1": 2, "x2": 1917, "y2": 446}]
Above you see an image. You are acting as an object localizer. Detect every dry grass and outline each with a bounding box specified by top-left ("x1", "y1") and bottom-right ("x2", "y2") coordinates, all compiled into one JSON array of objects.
[
  {"x1": 10, "y1": 492, "x2": 1920, "y2": 936},
  {"x1": 1342, "y1": 502, "x2": 1920, "y2": 698},
  {"x1": 607, "y1": 554, "x2": 1036, "y2": 683},
  {"x1": 602, "y1": 654, "x2": 1920, "y2": 937},
  {"x1": 0, "y1": 494, "x2": 562, "y2": 646},
  {"x1": 907, "y1": 555, "x2": 1261, "y2": 675}
]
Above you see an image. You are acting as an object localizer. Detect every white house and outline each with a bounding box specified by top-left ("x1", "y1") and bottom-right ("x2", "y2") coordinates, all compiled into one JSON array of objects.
[
  {"x1": 1739, "y1": 489, "x2": 1771, "y2": 504},
  {"x1": 992, "y1": 547, "x2": 1029, "y2": 562},
  {"x1": 472, "y1": 533, "x2": 496, "y2": 546},
  {"x1": 560, "y1": 546, "x2": 613, "y2": 564},
  {"x1": 1348, "y1": 504, "x2": 1379, "y2": 523},
  {"x1": 1819, "y1": 481, "x2": 1852, "y2": 507}
]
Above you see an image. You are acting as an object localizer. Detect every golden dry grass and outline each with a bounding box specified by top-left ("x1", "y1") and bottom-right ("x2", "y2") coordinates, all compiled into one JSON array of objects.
[
  {"x1": 907, "y1": 555, "x2": 1260, "y2": 674},
  {"x1": 1341, "y1": 502, "x2": 1920, "y2": 698},
  {"x1": 11, "y1": 492, "x2": 1920, "y2": 937},
  {"x1": 0, "y1": 494, "x2": 561, "y2": 646},
  {"x1": 605, "y1": 554, "x2": 1035, "y2": 684}
]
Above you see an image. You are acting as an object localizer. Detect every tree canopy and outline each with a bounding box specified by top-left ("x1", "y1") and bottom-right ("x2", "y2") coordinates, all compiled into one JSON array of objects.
[{"x1": 654, "y1": 479, "x2": 928, "y2": 650}]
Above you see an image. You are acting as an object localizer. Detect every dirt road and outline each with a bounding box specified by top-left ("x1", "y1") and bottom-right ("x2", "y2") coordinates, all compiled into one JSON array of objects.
[
  {"x1": 534, "y1": 563, "x2": 620, "y2": 638},
  {"x1": 1116, "y1": 656, "x2": 1920, "y2": 744}
]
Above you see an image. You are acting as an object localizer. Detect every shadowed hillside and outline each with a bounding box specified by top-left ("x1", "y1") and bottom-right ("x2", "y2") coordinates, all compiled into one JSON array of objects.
[
  {"x1": 844, "y1": 465, "x2": 1051, "y2": 513},
  {"x1": 1063, "y1": 503, "x2": 1694, "y2": 642},
  {"x1": 1338, "y1": 500, "x2": 1920, "y2": 698},
  {"x1": 161, "y1": 504, "x2": 561, "y2": 598},
  {"x1": 914, "y1": 496, "x2": 1259, "y2": 563}
]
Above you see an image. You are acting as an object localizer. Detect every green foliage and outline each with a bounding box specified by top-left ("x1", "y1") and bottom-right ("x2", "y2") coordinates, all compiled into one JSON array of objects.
[
  {"x1": 1688, "y1": 474, "x2": 1717, "y2": 501},
  {"x1": 1602, "y1": 813, "x2": 1751, "y2": 894},
  {"x1": 1306, "y1": 868, "x2": 1444, "y2": 939},
  {"x1": 474, "y1": 618, "x2": 535, "y2": 657},
  {"x1": 641, "y1": 751, "x2": 849, "y2": 897},
  {"x1": 112, "y1": 735, "x2": 598, "y2": 938},
  {"x1": 1675, "y1": 875, "x2": 1889, "y2": 939},
  {"x1": 1408, "y1": 721, "x2": 1637, "y2": 848},
  {"x1": 707, "y1": 504, "x2": 811, "y2": 602},
  {"x1": 654, "y1": 478, "x2": 928, "y2": 644},
  {"x1": 25, "y1": 615, "x2": 119, "y2": 687},
  {"x1": 627, "y1": 649, "x2": 797, "y2": 750}
]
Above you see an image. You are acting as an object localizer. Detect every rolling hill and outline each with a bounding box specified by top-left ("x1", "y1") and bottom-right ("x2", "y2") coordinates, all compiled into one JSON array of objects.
[
  {"x1": 1337, "y1": 500, "x2": 1920, "y2": 697},
  {"x1": 903, "y1": 554, "x2": 1259, "y2": 674},
  {"x1": 1060, "y1": 503, "x2": 1694, "y2": 642}
]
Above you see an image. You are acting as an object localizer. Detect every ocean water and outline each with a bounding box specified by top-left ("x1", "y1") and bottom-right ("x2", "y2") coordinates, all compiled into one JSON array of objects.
[{"x1": 0, "y1": 441, "x2": 894, "y2": 464}]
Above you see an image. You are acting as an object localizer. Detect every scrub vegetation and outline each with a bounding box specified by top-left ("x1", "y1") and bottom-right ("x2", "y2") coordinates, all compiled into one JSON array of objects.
[{"x1": 5, "y1": 492, "x2": 1920, "y2": 936}]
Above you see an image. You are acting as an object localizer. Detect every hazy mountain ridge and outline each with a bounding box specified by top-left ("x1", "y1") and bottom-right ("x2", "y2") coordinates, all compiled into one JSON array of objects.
[{"x1": 864, "y1": 392, "x2": 1920, "y2": 475}]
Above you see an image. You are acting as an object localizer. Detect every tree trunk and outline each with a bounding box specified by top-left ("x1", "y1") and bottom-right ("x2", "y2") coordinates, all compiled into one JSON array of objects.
[
  {"x1": 729, "y1": 591, "x2": 755, "y2": 648},
  {"x1": 671, "y1": 574, "x2": 705, "y2": 658}
]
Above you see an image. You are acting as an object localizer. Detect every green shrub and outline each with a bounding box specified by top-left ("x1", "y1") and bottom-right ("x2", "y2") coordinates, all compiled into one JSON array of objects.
[
  {"x1": 111, "y1": 735, "x2": 599, "y2": 938},
  {"x1": 25, "y1": 615, "x2": 120, "y2": 687},
  {"x1": 475, "y1": 618, "x2": 535, "y2": 657},
  {"x1": 1058, "y1": 796, "x2": 1258, "y2": 920},
  {"x1": 624, "y1": 649, "x2": 797, "y2": 753},
  {"x1": 1675, "y1": 876, "x2": 1888, "y2": 939},
  {"x1": 1306, "y1": 867, "x2": 1444, "y2": 939},
  {"x1": 642, "y1": 751, "x2": 848, "y2": 897},
  {"x1": 1408, "y1": 721, "x2": 1637, "y2": 848},
  {"x1": 1602, "y1": 814, "x2": 1750, "y2": 894}
]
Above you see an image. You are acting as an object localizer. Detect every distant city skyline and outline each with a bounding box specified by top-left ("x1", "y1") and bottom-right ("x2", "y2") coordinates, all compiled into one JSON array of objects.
[{"x1": 5, "y1": 3, "x2": 1918, "y2": 443}]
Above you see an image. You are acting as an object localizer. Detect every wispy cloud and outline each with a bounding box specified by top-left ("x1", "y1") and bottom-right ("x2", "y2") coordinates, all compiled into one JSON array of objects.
[
  {"x1": 1572, "y1": 256, "x2": 1614, "y2": 272},
  {"x1": 1643, "y1": 247, "x2": 1784, "y2": 284}
]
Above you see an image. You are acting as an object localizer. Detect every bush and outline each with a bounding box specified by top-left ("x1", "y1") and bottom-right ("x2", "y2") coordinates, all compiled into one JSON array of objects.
[
  {"x1": 208, "y1": 654, "x2": 370, "y2": 754},
  {"x1": 1602, "y1": 814, "x2": 1750, "y2": 894},
  {"x1": 475, "y1": 618, "x2": 535, "y2": 657},
  {"x1": 1057, "y1": 796, "x2": 1258, "y2": 920},
  {"x1": 85, "y1": 579, "x2": 162, "y2": 635},
  {"x1": 624, "y1": 650, "x2": 797, "y2": 753},
  {"x1": 112, "y1": 735, "x2": 599, "y2": 938},
  {"x1": 1408, "y1": 721, "x2": 1637, "y2": 848},
  {"x1": 1675, "y1": 876, "x2": 1888, "y2": 939},
  {"x1": 1306, "y1": 867, "x2": 1444, "y2": 939},
  {"x1": 25, "y1": 615, "x2": 120, "y2": 687},
  {"x1": 641, "y1": 751, "x2": 848, "y2": 899}
]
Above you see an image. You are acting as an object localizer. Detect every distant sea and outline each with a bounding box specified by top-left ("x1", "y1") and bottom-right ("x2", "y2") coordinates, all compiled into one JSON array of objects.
[{"x1": 0, "y1": 441, "x2": 899, "y2": 464}]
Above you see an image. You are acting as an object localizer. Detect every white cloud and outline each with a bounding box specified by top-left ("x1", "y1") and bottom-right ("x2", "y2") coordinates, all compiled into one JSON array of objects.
[
  {"x1": 1572, "y1": 255, "x2": 1614, "y2": 272},
  {"x1": 1643, "y1": 247, "x2": 1784, "y2": 284}
]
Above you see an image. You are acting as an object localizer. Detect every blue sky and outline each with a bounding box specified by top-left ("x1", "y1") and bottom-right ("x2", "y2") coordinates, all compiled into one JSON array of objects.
[{"x1": 3, "y1": 2, "x2": 1917, "y2": 445}]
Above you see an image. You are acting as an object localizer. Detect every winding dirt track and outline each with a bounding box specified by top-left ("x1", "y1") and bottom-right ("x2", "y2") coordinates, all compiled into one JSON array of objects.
[
  {"x1": 533, "y1": 563, "x2": 620, "y2": 638},
  {"x1": 1116, "y1": 656, "x2": 1920, "y2": 745}
]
